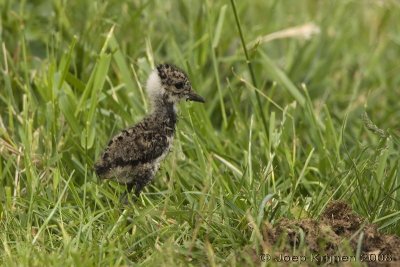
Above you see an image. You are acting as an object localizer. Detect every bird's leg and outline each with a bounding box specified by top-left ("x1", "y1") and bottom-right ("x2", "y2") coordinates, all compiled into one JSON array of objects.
[
  {"x1": 127, "y1": 182, "x2": 135, "y2": 192},
  {"x1": 134, "y1": 181, "x2": 147, "y2": 197},
  {"x1": 120, "y1": 170, "x2": 153, "y2": 204},
  {"x1": 134, "y1": 170, "x2": 153, "y2": 197}
]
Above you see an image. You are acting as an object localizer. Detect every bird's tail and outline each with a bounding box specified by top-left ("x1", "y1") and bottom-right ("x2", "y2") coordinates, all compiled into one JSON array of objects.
[{"x1": 93, "y1": 160, "x2": 109, "y2": 178}]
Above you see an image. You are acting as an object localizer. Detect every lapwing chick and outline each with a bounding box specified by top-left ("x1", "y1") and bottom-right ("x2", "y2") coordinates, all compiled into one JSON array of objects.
[{"x1": 94, "y1": 63, "x2": 205, "y2": 202}]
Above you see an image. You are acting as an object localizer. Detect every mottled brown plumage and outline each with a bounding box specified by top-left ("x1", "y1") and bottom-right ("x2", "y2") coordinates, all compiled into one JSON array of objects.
[{"x1": 94, "y1": 63, "x2": 205, "y2": 200}]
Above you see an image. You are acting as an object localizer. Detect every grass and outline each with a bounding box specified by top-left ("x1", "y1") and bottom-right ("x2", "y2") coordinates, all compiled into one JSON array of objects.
[{"x1": 1, "y1": 0, "x2": 400, "y2": 265}]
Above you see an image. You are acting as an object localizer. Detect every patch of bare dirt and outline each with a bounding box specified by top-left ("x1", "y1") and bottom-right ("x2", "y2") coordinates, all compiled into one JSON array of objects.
[{"x1": 259, "y1": 201, "x2": 400, "y2": 266}]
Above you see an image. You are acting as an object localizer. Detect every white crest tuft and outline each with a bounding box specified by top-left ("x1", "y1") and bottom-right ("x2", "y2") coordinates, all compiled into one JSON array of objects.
[{"x1": 146, "y1": 69, "x2": 164, "y2": 99}]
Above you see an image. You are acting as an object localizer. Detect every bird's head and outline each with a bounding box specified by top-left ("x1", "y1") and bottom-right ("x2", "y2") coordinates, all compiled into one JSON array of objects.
[{"x1": 146, "y1": 63, "x2": 205, "y2": 104}]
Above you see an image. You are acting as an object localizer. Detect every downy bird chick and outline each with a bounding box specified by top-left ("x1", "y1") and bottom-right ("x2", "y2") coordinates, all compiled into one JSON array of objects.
[{"x1": 94, "y1": 63, "x2": 205, "y2": 201}]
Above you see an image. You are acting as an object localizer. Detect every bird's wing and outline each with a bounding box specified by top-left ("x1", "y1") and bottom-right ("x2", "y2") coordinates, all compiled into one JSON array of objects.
[{"x1": 94, "y1": 124, "x2": 169, "y2": 176}]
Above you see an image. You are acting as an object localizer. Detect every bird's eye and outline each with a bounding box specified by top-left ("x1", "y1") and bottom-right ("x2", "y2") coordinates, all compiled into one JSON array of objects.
[{"x1": 175, "y1": 82, "x2": 184, "y2": 89}]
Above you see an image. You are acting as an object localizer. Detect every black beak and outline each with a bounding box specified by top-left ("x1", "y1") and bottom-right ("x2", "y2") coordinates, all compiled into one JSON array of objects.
[{"x1": 186, "y1": 91, "x2": 205, "y2": 103}]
